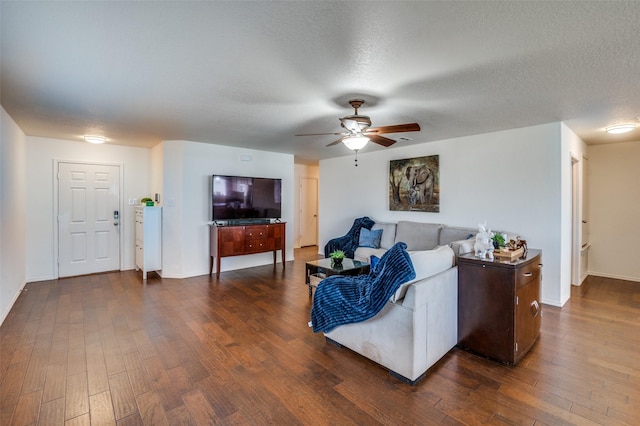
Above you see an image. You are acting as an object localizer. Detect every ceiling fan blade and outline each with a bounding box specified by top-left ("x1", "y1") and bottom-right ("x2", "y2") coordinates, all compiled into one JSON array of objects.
[
  {"x1": 295, "y1": 131, "x2": 344, "y2": 136},
  {"x1": 366, "y1": 123, "x2": 420, "y2": 134},
  {"x1": 368, "y1": 134, "x2": 396, "y2": 147},
  {"x1": 326, "y1": 137, "x2": 345, "y2": 147}
]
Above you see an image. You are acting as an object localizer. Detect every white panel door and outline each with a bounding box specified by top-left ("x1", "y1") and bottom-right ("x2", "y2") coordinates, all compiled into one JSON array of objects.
[
  {"x1": 300, "y1": 177, "x2": 318, "y2": 247},
  {"x1": 58, "y1": 162, "x2": 120, "y2": 277}
]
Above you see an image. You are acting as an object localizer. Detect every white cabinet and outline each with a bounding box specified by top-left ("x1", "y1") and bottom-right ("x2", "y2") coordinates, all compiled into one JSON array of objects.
[{"x1": 135, "y1": 206, "x2": 162, "y2": 279}]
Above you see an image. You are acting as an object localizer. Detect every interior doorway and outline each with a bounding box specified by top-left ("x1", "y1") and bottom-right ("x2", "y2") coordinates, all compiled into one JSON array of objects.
[
  {"x1": 571, "y1": 155, "x2": 589, "y2": 286},
  {"x1": 57, "y1": 161, "x2": 121, "y2": 277},
  {"x1": 299, "y1": 177, "x2": 318, "y2": 247}
]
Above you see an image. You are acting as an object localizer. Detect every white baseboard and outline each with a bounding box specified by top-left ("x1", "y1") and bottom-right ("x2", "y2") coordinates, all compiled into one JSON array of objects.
[
  {"x1": 541, "y1": 297, "x2": 565, "y2": 308},
  {"x1": 588, "y1": 271, "x2": 640, "y2": 283},
  {"x1": 1, "y1": 280, "x2": 27, "y2": 326}
]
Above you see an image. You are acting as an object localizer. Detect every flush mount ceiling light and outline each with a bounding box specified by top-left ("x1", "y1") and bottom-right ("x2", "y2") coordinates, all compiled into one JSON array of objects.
[
  {"x1": 84, "y1": 135, "x2": 106, "y2": 144},
  {"x1": 605, "y1": 124, "x2": 636, "y2": 134},
  {"x1": 342, "y1": 135, "x2": 370, "y2": 151}
]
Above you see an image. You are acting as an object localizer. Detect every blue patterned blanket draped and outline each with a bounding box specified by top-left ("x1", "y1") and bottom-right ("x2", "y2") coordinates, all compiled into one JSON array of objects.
[
  {"x1": 323, "y1": 216, "x2": 375, "y2": 259},
  {"x1": 311, "y1": 242, "x2": 416, "y2": 333}
]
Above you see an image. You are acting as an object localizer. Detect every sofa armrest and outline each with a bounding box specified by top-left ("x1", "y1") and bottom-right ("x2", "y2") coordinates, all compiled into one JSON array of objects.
[
  {"x1": 401, "y1": 266, "x2": 458, "y2": 310},
  {"x1": 449, "y1": 238, "x2": 475, "y2": 258}
]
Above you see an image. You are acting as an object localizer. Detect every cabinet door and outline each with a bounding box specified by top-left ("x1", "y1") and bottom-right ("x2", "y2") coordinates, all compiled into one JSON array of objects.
[
  {"x1": 265, "y1": 224, "x2": 284, "y2": 250},
  {"x1": 458, "y1": 263, "x2": 515, "y2": 363},
  {"x1": 219, "y1": 227, "x2": 245, "y2": 256},
  {"x1": 135, "y1": 218, "x2": 143, "y2": 244},
  {"x1": 515, "y1": 279, "x2": 541, "y2": 360}
]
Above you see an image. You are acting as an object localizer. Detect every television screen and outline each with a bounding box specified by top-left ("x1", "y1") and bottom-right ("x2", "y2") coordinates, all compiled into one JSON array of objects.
[{"x1": 212, "y1": 175, "x2": 282, "y2": 222}]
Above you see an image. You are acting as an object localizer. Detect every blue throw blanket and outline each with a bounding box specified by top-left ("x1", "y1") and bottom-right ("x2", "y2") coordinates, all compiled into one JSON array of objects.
[
  {"x1": 311, "y1": 242, "x2": 416, "y2": 333},
  {"x1": 323, "y1": 216, "x2": 375, "y2": 259}
]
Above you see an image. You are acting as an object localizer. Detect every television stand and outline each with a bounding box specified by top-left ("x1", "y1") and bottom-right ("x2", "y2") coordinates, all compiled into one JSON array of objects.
[{"x1": 209, "y1": 222, "x2": 286, "y2": 278}]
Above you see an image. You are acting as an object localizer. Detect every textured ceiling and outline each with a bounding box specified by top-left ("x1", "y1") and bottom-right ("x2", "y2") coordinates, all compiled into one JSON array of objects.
[{"x1": 2, "y1": 1, "x2": 640, "y2": 163}]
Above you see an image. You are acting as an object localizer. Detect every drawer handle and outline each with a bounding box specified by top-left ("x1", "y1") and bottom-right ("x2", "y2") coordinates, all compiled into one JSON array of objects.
[
  {"x1": 530, "y1": 300, "x2": 540, "y2": 317},
  {"x1": 523, "y1": 272, "x2": 533, "y2": 277}
]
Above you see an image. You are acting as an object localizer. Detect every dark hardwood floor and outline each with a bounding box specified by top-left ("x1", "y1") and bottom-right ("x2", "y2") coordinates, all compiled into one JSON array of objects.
[{"x1": 1, "y1": 247, "x2": 639, "y2": 425}]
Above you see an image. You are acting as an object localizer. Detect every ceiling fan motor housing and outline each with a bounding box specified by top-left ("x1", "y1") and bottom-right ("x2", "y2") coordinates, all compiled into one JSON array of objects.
[{"x1": 341, "y1": 115, "x2": 372, "y2": 132}]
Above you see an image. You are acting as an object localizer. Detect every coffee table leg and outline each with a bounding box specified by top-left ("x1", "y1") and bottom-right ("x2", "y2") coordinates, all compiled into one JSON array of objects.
[{"x1": 306, "y1": 265, "x2": 312, "y2": 297}]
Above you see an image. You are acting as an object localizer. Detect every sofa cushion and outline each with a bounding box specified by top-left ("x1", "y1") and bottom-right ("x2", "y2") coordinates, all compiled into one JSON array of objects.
[
  {"x1": 372, "y1": 222, "x2": 397, "y2": 249},
  {"x1": 358, "y1": 228, "x2": 383, "y2": 248},
  {"x1": 354, "y1": 247, "x2": 387, "y2": 263},
  {"x1": 394, "y1": 221, "x2": 442, "y2": 251},
  {"x1": 390, "y1": 245, "x2": 455, "y2": 303}
]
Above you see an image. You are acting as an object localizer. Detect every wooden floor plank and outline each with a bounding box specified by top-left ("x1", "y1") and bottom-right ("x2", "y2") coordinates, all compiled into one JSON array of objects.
[
  {"x1": 181, "y1": 389, "x2": 222, "y2": 425},
  {"x1": 65, "y1": 372, "x2": 89, "y2": 420},
  {"x1": 12, "y1": 389, "x2": 42, "y2": 426},
  {"x1": 135, "y1": 390, "x2": 169, "y2": 426},
  {"x1": 38, "y1": 397, "x2": 65, "y2": 426},
  {"x1": 42, "y1": 361, "x2": 67, "y2": 403},
  {"x1": 1, "y1": 250, "x2": 639, "y2": 425},
  {"x1": 88, "y1": 390, "x2": 116, "y2": 426},
  {"x1": 107, "y1": 372, "x2": 138, "y2": 421}
]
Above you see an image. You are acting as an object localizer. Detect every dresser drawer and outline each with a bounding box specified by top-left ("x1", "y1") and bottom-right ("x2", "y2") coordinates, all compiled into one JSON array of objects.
[
  {"x1": 516, "y1": 257, "x2": 542, "y2": 288},
  {"x1": 245, "y1": 238, "x2": 268, "y2": 253},
  {"x1": 245, "y1": 226, "x2": 267, "y2": 240}
]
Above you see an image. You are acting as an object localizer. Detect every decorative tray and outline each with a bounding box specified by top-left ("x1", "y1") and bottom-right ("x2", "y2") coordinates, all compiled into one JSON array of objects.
[{"x1": 493, "y1": 247, "x2": 524, "y2": 260}]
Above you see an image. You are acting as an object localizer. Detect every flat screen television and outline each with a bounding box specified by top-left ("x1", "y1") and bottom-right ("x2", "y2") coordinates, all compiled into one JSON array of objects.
[{"x1": 212, "y1": 175, "x2": 282, "y2": 223}]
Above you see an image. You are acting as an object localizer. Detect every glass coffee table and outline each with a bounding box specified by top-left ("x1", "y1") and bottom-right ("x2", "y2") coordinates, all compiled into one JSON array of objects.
[{"x1": 305, "y1": 257, "x2": 370, "y2": 297}]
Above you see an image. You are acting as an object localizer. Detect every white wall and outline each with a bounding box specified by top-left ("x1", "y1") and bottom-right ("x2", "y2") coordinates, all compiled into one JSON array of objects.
[
  {"x1": 1, "y1": 107, "x2": 27, "y2": 324},
  {"x1": 319, "y1": 123, "x2": 571, "y2": 306},
  {"x1": 159, "y1": 140, "x2": 295, "y2": 278},
  {"x1": 24, "y1": 137, "x2": 151, "y2": 281},
  {"x1": 588, "y1": 141, "x2": 640, "y2": 282}
]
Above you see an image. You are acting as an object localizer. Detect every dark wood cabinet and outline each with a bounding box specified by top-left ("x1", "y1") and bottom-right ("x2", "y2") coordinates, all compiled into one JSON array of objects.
[
  {"x1": 210, "y1": 223, "x2": 285, "y2": 277},
  {"x1": 457, "y1": 249, "x2": 542, "y2": 364}
]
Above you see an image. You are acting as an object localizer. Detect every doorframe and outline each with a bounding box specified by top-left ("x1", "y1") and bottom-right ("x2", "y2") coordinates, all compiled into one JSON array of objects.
[
  {"x1": 570, "y1": 154, "x2": 582, "y2": 286},
  {"x1": 53, "y1": 159, "x2": 125, "y2": 278}
]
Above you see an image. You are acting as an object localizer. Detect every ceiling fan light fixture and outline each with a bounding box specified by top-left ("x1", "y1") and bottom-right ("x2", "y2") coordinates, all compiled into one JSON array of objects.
[
  {"x1": 343, "y1": 135, "x2": 369, "y2": 151},
  {"x1": 84, "y1": 135, "x2": 106, "y2": 144},
  {"x1": 605, "y1": 124, "x2": 636, "y2": 134}
]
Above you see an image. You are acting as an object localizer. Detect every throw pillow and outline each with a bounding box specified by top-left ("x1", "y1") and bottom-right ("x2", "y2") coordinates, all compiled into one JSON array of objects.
[
  {"x1": 370, "y1": 255, "x2": 380, "y2": 270},
  {"x1": 359, "y1": 228, "x2": 383, "y2": 248}
]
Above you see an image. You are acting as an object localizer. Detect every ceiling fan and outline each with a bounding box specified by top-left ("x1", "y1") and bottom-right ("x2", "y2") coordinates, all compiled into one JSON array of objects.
[{"x1": 295, "y1": 99, "x2": 421, "y2": 151}]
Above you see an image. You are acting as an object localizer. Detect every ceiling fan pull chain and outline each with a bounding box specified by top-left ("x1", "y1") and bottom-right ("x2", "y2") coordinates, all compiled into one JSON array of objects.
[{"x1": 354, "y1": 150, "x2": 359, "y2": 167}]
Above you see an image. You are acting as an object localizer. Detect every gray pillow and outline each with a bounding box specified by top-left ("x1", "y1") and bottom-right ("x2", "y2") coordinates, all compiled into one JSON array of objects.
[{"x1": 394, "y1": 221, "x2": 442, "y2": 251}]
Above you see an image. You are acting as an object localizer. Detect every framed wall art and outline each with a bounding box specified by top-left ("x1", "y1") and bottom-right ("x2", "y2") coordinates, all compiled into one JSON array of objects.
[{"x1": 389, "y1": 155, "x2": 439, "y2": 212}]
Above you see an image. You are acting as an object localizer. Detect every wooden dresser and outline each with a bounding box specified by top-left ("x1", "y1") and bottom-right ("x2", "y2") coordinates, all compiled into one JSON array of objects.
[
  {"x1": 209, "y1": 222, "x2": 285, "y2": 278},
  {"x1": 457, "y1": 249, "x2": 542, "y2": 364}
]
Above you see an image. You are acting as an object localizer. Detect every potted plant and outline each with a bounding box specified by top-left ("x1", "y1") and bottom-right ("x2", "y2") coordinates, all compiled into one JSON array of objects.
[
  {"x1": 330, "y1": 250, "x2": 345, "y2": 267},
  {"x1": 492, "y1": 233, "x2": 506, "y2": 250}
]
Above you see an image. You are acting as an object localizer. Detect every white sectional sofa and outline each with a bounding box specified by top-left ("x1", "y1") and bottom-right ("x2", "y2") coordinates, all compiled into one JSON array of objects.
[{"x1": 324, "y1": 221, "x2": 478, "y2": 384}]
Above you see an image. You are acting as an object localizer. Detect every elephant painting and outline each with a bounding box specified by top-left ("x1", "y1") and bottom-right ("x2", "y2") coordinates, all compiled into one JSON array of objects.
[
  {"x1": 405, "y1": 165, "x2": 434, "y2": 205},
  {"x1": 389, "y1": 155, "x2": 439, "y2": 212}
]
